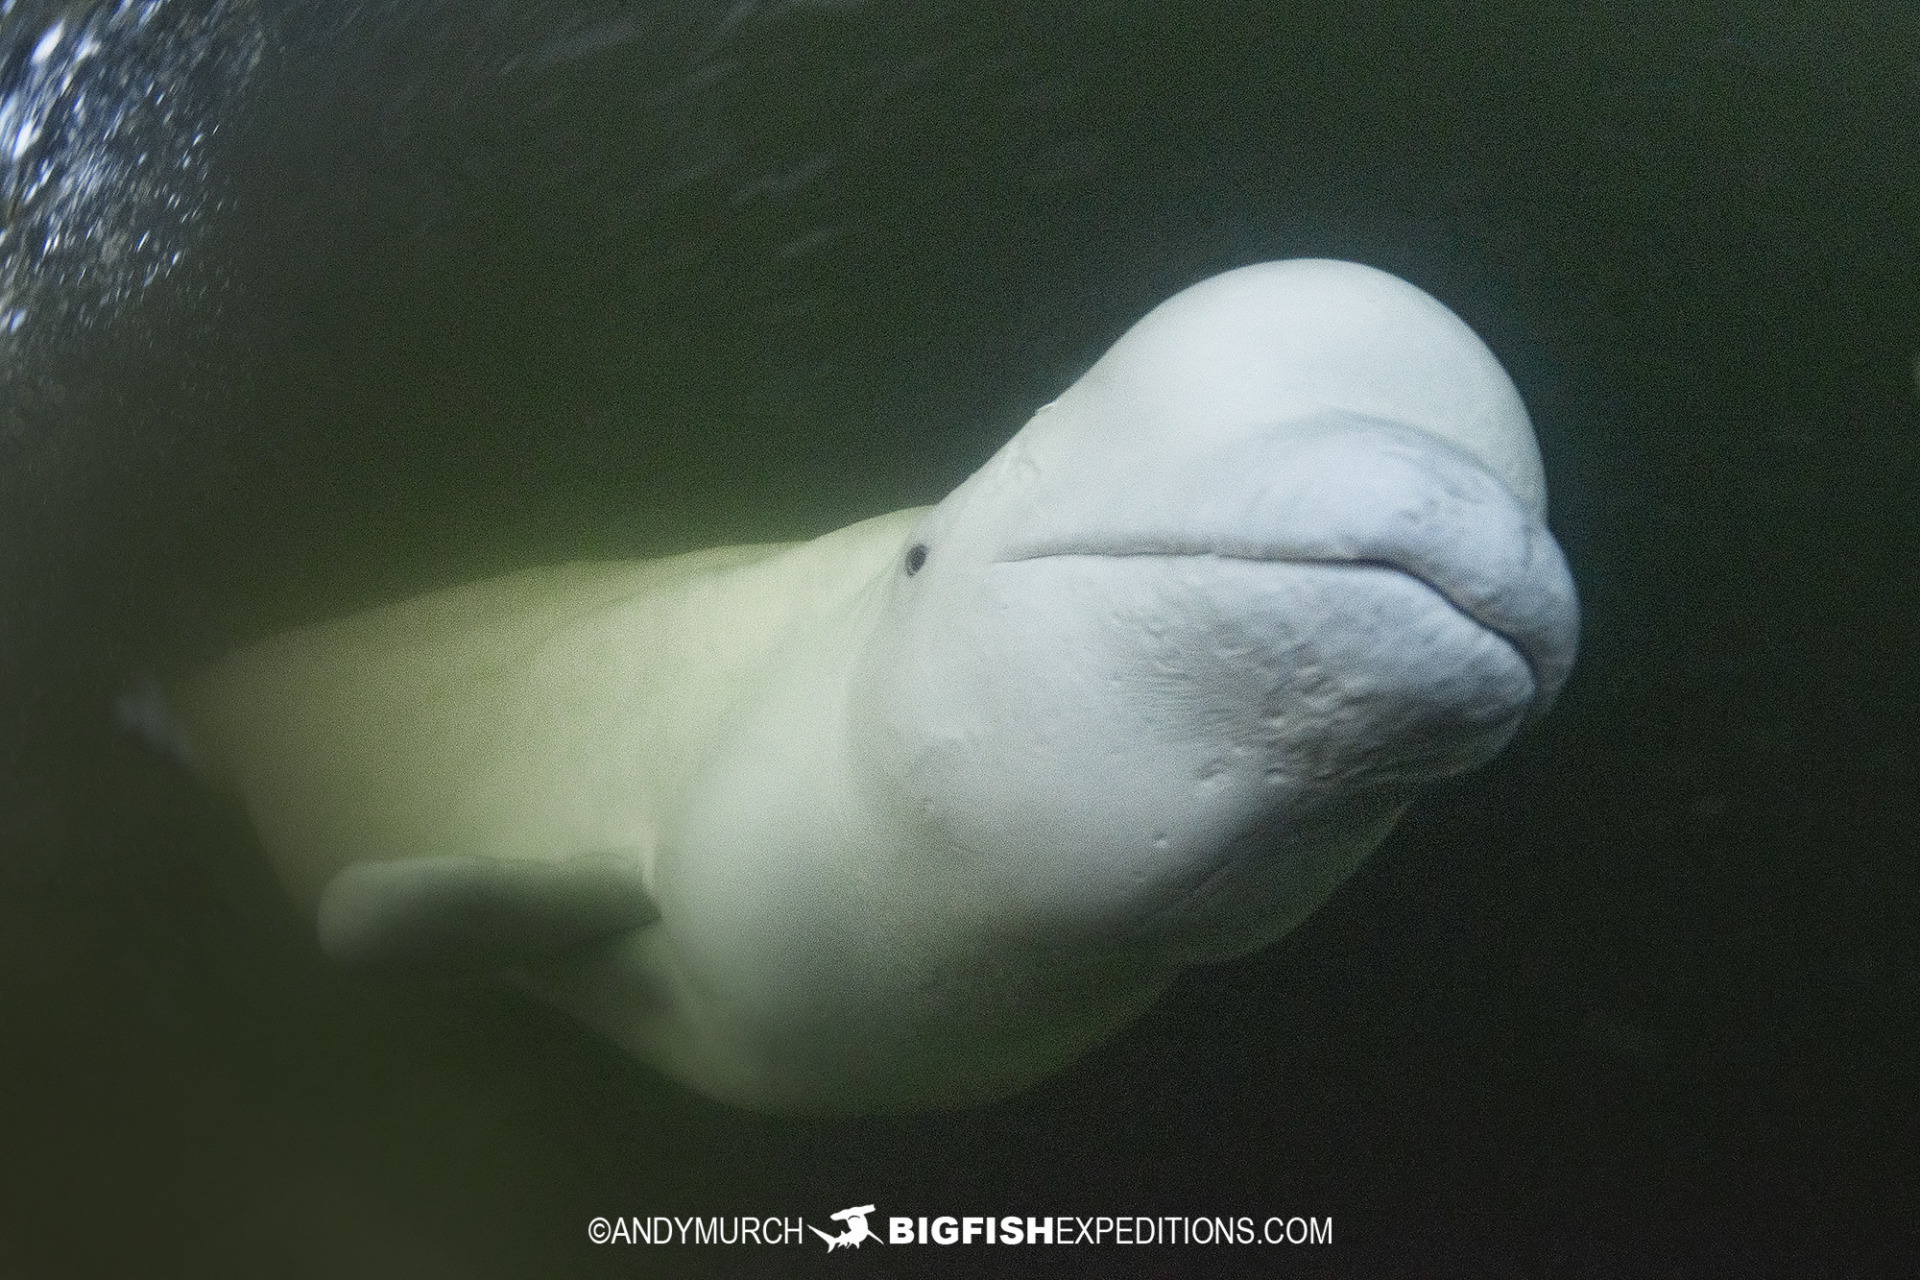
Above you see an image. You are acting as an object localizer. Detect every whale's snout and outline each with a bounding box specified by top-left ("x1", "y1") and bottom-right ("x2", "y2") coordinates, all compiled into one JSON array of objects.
[
  {"x1": 850, "y1": 270, "x2": 1582, "y2": 990},
  {"x1": 996, "y1": 413, "x2": 1579, "y2": 733}
]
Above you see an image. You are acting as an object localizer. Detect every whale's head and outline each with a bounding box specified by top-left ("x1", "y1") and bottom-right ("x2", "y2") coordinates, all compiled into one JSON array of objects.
[{"x1": 853, "y1": 259, "x2": 1578, "y2": 966}]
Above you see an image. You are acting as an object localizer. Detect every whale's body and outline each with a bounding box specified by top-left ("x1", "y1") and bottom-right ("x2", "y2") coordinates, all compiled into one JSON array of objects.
[{"x1": 170, "y1": 259, "x2": 1579, "y2": 1113}]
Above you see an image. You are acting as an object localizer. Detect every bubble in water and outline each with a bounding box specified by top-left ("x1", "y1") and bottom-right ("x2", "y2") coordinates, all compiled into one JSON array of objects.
[{"x1": 0, "y1": 0, "x2": 267, "y2": 365}]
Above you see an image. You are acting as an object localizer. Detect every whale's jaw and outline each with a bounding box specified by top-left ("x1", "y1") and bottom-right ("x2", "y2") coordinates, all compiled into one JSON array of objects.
[{"x1": 992, "y1": 414, "x2": 1579, "y2": 723}]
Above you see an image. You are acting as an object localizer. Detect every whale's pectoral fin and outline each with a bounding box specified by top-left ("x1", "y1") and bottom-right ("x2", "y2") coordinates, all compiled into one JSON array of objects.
[{"x1": 316, "y1": 853, "x2": 659, "y2": 968}]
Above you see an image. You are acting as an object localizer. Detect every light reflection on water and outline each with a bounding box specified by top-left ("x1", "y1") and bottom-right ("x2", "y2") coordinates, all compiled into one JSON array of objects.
[{"x1": 0, "y1": 0, "x2": 263, "y2": 359}]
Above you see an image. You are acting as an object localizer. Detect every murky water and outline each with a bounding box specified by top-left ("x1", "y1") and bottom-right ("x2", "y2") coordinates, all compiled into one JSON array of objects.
[{"x1": 3, "y1": 2, "x2": 1917, "y2": 1276}]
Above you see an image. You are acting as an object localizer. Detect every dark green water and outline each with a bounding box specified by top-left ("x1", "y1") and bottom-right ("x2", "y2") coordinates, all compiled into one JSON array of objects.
[{"x1": 2, "y1": 1, "x2": 1917, "y2": 1275}]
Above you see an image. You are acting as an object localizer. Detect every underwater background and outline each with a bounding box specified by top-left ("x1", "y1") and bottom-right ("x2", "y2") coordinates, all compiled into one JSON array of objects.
[{"x1": 2, "y1": 0, "x2": 1916, "y2": 1275}]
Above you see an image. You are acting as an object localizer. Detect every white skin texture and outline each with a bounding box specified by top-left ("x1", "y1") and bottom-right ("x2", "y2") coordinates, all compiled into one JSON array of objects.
[{"x1": 172, "y1": 259, "x2": 1578, "y2": 1113}]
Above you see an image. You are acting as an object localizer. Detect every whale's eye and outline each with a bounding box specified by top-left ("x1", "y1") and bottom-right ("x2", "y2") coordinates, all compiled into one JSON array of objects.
[{"x1": 904, "y1": 543, "x2": 929, "y2": 576}]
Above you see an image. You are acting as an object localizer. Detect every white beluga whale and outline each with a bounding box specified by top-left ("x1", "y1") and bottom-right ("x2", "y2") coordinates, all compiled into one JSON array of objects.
[{"x1": 164, "y1": 258, "x2": 1578, "y2": 1113}]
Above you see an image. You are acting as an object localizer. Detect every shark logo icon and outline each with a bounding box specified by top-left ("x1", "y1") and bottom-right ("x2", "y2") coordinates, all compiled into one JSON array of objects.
[{"x1": 810, "y1": 1204, "x2": 884, "y2": 1251}]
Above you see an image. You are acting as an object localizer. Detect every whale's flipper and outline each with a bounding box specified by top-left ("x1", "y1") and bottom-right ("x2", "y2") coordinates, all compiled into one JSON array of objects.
[{"x1": 317, "y1": 853, "x2": 658, "y2": 968}]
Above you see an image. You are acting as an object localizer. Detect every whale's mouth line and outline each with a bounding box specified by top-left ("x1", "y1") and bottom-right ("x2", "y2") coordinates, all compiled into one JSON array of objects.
[{"x1": 993, "y1": 546, "x2": 1540, "y2": 701}]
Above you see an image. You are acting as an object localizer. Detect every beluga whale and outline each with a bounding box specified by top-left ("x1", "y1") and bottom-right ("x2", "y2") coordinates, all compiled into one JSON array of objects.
[{"x1": 161, "y1": 259, "x2": 1579, "y2": 1113}]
